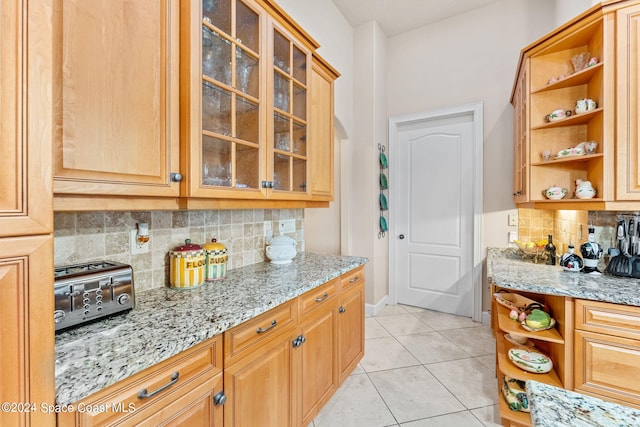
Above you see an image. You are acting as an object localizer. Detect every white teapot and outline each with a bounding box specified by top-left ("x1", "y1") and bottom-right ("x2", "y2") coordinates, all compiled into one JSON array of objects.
[
  {"x1": 575, "y1": 179, "x2": 596, "y2": 199},
  {"x1": 266, "y1": 234, "x2": 297, "y2": 264}
]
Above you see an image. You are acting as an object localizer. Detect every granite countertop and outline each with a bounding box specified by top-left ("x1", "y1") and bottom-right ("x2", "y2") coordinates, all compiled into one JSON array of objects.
[
  {"x1": 487, "y1": 247, "x2": 640, "y2": 306},
  {"x1": 55, "y1": 252, "x2": 367, "y2": 406},
  {"x1": 526, "y1": 380, "x2": 640, "y2": 426}
]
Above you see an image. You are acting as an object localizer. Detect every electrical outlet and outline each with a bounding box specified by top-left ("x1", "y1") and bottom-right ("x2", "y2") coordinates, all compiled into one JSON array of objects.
[
  {"x1": 508, "y1": 213, "x2": 518, "y2": 227},
  {"x1": 508, "y1": 231, "x2": 518, "y2": 245},
  {"x1": 279, "y1": 218, "x2": 296, "y2": 233},
  {"x1": 130, "y1": 229, "x2": 149, "y2": 254}
]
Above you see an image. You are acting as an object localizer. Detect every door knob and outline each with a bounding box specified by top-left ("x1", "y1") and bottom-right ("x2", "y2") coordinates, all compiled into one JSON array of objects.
[{"x1": 399, "y1": 234, "x2": 405, "y2": 239}]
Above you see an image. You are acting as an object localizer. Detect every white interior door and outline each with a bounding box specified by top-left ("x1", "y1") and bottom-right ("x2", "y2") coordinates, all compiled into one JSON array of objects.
[{"x1": 393, "y1": 112, "x2": 475, "y2": 317}]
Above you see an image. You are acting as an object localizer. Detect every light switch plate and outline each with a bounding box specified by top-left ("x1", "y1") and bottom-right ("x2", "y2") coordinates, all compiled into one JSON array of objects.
[
  {"x1": 508, "y1": 213, "x2": 518, "y2": 227},
  {"x1": 508, "y1": 231, "x2": 518, "y2": 245}
]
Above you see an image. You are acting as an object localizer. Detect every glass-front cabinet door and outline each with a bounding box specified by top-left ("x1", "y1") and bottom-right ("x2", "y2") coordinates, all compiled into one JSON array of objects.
[
  {"x1": 201, "y1": 0, "x2": 262, "y2": 193},
  {"x1": 182, "y1": 0, "x2": 317, "y2": 201},
  {"x1": 268, "y1": 23, "x2": 311, "y2": 199},
  {"x1": 185, "y1": 0, "x2": 265, "y2": 199}
]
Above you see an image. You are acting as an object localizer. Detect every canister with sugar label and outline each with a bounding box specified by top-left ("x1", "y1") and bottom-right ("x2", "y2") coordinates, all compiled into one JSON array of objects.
[
  {"x1": 169, "y1": 239, "x2": 205, "y2": 289},
  {"x1": 203, "y1": 238, "x2": 228, "y2": 281}
]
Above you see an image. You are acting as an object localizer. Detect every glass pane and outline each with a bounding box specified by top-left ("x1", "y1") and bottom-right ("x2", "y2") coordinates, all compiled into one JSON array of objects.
[
  {"x1": 202, "y1": 135, "x2": 232, "y2": 187},
  {"x1": 292, "y1": 121, "x2": 306, "y2": 156},
  {"x1": 236, "y1": 144, "x2": 260, "y2": 188},
  {"x1": 292, "y1": 83, "x2": 306, "y2": 120},
  {"x1": 202, "y1": 26, "x2": 231, "y2": 85},
  {"x1": 236, "y1": 48, "x2": 258, "y2": 97},
  {"x1": 237, "y1": 96, "x2": 259, "y2": 143},
  {"x1": 202, "y1": 82, "x2": 231, "y2": 136},
  {"x1": 274, "y1": 73, "x2": 290, "y2": 112},
  {"x1": 273, "y1": 30, "x2": 290, "y2": 72},
  {"x1": 292, "y1": 45, "x2": 306, "y2": 83},
  {"x1": 236, "y1": 1, "x2": 259, "y2": 52},
  {"x1": 273, "y1": 153, "x2": 290, "y2": 191},
  {"x1": 292, "y1": 157, "x2": 307, "y2": 192},
  {"x1": 203, "y1": 0, "x2": 231, "y2": 35},
  {"x1": 274, "y1": 113, "x2": 290, "y2": 151}
]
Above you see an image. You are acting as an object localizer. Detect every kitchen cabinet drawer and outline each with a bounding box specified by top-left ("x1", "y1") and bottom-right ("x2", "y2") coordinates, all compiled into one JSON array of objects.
[
  {"x1": 62, "y1": 336, "x2": 221, "y2": 427},
  {"x1": 575, "y1": 299, "x2": 640, "y2": 340},
  {"x1": 298, "y1": 279, "x2": 337, "y2": 318},
  {"x1": 574, "y1": 329, "x2": 640, "y2": 408},
  {"x1": 224, "y1": 300, "x2": 297, "y2": 364},
  {"x1": 340, "y1": 266, "x2": 364, "y2": 292}
]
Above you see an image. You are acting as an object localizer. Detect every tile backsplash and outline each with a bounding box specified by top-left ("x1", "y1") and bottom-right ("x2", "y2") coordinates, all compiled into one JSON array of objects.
[{"x1": 54, "y1": 209, "x2": 304, "y2": 292}]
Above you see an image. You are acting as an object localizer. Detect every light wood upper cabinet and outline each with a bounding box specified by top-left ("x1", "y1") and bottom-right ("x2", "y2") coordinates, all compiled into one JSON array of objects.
[
  {"x1": 179, "y1": 0, "x2": 337, "y2": 208},
  {"x1": 511, "y1": 0, "x2": 640, "y2": 210},
  {"x1": 512, "y1": 61, "x2": 529, "y2": 204},
  {"x1": 1, "y1": 0, "x2": 52, "y2": 236},
  {"x1": 53, "y1": 0, "x2": 181, "y2": 201},
  {"x1": 52, "y1": 0, "x2": 338, "y2": 210},
  {"x1": 616, "y1": 3, "x2": 640, "y2": 200},
  {"x1": 308, "y1": 54, "x2": 339, "y2": 201}
]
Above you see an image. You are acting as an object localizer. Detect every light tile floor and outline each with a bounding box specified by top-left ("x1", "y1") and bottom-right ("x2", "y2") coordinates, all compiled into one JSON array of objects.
[{"x1": 311, "y1": 304, "x2": 501, "y2": 427}]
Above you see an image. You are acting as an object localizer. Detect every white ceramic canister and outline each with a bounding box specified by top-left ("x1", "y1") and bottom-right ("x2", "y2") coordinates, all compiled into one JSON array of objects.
[
  {"x1": 169, "y1": 239, "x2": 206, "y2": 289},
  {"x1": 203, "y1": 238, "x2": 228, "y2": 281}
]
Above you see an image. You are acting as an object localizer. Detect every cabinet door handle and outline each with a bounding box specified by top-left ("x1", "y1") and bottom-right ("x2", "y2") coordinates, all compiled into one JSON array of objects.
[
  {"x1": 137, "y1": 372, "x2": 179, "y2": 399},
  {"x1": 213, "y1": 391, "x2": 227, "y2": 406},
  {"x1": 315, "y1": 292, "x2": 329, "y2": 302},
  {"x1": 256, "y1": 319, "x2": 277, "y2": 334},
  {"x1": 338, "y1": 306, "x2": 346, "y2": 314},
  {"x1": 349, "y1": 276, "x2": 359, "y2": 283},
  {"x1": 170, "y1": 173, "x2": 183, "y2": 182},
  {"x1": 292, "y1": 335, "x2": 306, "y2": 347}
]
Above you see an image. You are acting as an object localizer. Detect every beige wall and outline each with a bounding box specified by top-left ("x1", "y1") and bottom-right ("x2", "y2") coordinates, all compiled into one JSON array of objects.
[{"x1": 275, "y1": 0, "x2": 599, "y2": 313}]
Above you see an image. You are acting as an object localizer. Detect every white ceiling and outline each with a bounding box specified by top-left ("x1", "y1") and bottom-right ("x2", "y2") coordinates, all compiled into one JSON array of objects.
[{"x1": 331, "y1": 0, "x2": 501, "y2": 37}]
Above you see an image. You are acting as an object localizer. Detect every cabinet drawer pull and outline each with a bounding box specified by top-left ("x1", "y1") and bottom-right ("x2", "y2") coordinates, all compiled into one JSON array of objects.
[
  {"x1": 137, "y1": 372, "x2": 179, "y2": 399},
  {"x1": 349, "y1": 276, "x2": 359, "y2": 283},
  {"x1": 256, "y1": 319, "x2": 277, "y2": 334},
  {"x1": 315, "y1": 292, "x2": 329, "y2": 302}
]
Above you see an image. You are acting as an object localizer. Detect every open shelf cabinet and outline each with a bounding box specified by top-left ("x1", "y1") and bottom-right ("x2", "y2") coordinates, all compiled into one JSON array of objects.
[{"x1": 492, "y1": 286, "x2": 574, "y2": 427}]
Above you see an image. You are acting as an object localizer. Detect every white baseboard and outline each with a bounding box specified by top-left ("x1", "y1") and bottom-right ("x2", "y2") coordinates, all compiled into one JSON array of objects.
[
  {"x1": 365, "y1": 295, "x2": 388, "y2": 317},
  {"x1": 481, "y1": 311, "x2": 491, "y2": 325}
]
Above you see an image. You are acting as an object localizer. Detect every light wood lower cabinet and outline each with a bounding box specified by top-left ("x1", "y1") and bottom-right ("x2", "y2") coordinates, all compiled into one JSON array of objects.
[
  {"x1": 224, "y1": 268, "x2": 364, "y2": 427},
  {"x1": 0, "y1": 236, "x2": 55, "y2": 427},
  {"x1": 58, "y1": 267, "x2": 365, "y2": 427},
  {"x1": 337, "y1": 267, "x2": 365, "y2": 384},
  {"x1": 298, "y1": 280, "x2": 338, "y2": 426},
  {"x1": 574, "y1": 299, "x2": 640, "y2": 408},
  {"x1": 57, "y1": 337, "x2": 224, "y2": 426},
  {"x1": 223, "y1": 325, "x2": 298, "y2": 427}
]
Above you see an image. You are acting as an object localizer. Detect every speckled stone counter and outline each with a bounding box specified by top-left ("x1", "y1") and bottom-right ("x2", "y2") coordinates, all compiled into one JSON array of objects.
[
  {"x1": 55, "y1": 252, "x2": 367, "y2": 406},
  {"x1": 526, "y1": 380, "x2": 640, "y2": 426},
  {"x1": 487, "y1": 247, "x2": 640, "y2": 306}
]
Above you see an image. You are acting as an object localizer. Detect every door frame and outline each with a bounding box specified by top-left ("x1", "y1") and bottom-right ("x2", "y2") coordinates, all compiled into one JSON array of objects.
[{"x1": 388, "y1": 102, "x2": 484, "y2": 322}]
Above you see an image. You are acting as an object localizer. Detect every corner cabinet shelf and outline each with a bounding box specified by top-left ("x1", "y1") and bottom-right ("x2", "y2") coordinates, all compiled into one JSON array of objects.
[
  {"x1": 508, "y1": 1, "x2": 640, "y2": 210},
  {"x1": 492, "y1": 286, "x2": 574, "y2": 427}
]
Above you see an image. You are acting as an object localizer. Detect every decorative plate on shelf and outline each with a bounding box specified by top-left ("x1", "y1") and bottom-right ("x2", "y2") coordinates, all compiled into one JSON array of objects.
[
  {"x1": 493, "y1": 293, "x2": 544, "y2": 314},
  {"x1": 520, "y1": 318, "x2": 556, "y2": 332},
  {"x1": 508, "y1": 348, "x2": 553, "y2": 374},
  {"x1": 504, "y1": 333, "x2": 535, "y2": 348}
]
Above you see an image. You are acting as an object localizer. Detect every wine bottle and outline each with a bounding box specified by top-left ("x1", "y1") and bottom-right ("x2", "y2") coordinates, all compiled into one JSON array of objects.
[{"x1": 545, "y1": 234, "x2": 556, "y2": 265}]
